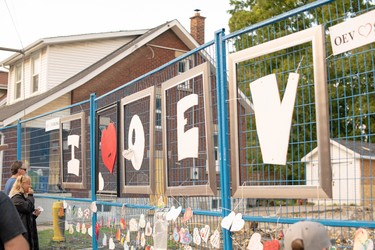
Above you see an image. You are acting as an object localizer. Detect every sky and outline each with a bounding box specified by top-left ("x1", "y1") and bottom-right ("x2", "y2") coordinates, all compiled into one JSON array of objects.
[{"x1": 0, "y1": 0, "x2": 232, "y2": 62}]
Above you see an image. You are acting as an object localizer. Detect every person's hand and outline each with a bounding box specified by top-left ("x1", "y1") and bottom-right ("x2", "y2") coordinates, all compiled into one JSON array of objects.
[
  {"x1": 28, "y1": 188, "x2": 34, "y2": 195},
  {"x1": 33, "y1": 208, "x2": 41, "y2": 216}
]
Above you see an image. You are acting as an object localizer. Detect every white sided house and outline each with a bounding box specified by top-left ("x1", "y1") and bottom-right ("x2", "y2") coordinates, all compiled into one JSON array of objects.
[{"x1": 302, "y1": 139, "x2": 375, "y2": 206}]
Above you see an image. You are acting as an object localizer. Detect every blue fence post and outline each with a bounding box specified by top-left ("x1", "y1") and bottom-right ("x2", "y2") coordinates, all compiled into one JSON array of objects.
[
  {"x1": 215, "y1": 28, "x2": 232, "y2": 250},
  {"x1": 90, "y1": 93, "x2": 98, "y2": 249},
  {"x1": 17, "y1": 119, "x2": 21, "y2": 160}
]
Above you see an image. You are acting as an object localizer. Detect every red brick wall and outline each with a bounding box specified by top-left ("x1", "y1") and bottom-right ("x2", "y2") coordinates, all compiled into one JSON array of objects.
[
  {"x1": 72, "y1": 30, "x2": 190, "y2": 103},
  {"x1": 0, "y1": 71, "x2": 8, "y2": 85},
  {"x1": 190, "y1": 13, "x2": 206, "y2": 45},
  {"x1": 1, "y1": 128, "x2": 18, "y2": 189}
]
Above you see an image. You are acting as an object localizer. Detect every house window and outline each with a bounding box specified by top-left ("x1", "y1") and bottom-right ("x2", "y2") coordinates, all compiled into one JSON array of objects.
[
  {"x1": 15, "y1": 64, "x2": 22, "y2": 99},
  {"x1": 177, "y1": 60, "x2": 192, "y2": 91},
  {"x1": 206, "y1": 124, "x2": 219, "y2": 173},
  {"x1": 211, "y1": 198, "x2": 221, "y2": 210},
  {"x1": 214, "y1": 130, "x2": 219, "y2": 172},
  {"x1": 31, "y1": 56, "x2": 40, "y2": 93},
  {"x1": 156, "y1": 96, "x2": 161, "y2": 130}
]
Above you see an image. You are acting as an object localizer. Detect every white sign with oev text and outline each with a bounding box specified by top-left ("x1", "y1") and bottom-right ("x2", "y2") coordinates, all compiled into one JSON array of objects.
[{"x1": 329, "y1": 9, "x2": 375, "y2": 55}]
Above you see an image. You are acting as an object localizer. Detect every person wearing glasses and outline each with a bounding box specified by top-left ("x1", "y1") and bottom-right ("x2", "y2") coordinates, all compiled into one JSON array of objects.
[
  {"x1": 4, "y1": 160, "x2": 27, "y2": 195},
  {"x1": 9, "y1": 175, "x2": 41, "y2": 250}
]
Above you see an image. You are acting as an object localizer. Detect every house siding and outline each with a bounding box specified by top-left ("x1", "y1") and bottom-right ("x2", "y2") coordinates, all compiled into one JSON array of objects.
[
  {"x1": 362, "y1": 158, "x2": 375, "y2": 206},
  {"x1": 306, "y1": 142, "x2": 368, "y2": 205},
  {"x1": 47, "y1": 37, "x2": 136, "y2": 90},
  {"x1": 6, "y1": 37, "x2": 136, "y2": 105},
  {"x1": 72, "y1": 30, "x2": 190, "y2": 103},
  {"x1": 24, "y1": 94, "x2": 71, "y2": 128}
]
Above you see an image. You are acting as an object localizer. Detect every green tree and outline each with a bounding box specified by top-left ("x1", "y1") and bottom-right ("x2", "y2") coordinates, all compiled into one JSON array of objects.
[{"x1": 228, "y1": 0, "x2": 375, "y2": 185}]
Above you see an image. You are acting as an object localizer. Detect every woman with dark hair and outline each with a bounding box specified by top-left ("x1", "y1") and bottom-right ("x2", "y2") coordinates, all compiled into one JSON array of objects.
[
  {"x1": 9, "y1": 175, "x2": 41, "y2": 250},
  {"x1": 4, "y1": 160, "x2": 27, "y2": 195}
]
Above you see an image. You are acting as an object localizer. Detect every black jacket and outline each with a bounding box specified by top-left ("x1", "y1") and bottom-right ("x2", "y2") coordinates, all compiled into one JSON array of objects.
[{"x1": 11, "y1": 193, "x2": 39, "y2": 250}]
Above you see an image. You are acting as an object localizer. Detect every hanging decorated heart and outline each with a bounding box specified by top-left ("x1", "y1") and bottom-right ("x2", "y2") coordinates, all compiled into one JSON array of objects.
[
  {"x1": 221, "y1": 211, "x2": 236, "y2": 230},
  {"x1": 182, "y1": 207, "x2": 193, "y2": 223},
  {"x1": 145, "y1": 222, "x2": 152, "y2": 236},
  {"x1": 210, "y1": 230, "x2": 221, "y2": 249},
  {"x1": 247, "y1": 232, "x2": 263, "y2": 250},
  {"x1": 193, "y1": 227, "x2": 201, "y2": 245},
  {"x1": 120, "y1": 218, "x2": 126, "y2": 230},
  {"x1": 221, "y1": 211, "x2": 245, "y2": 232},
  {"x1": 166, "y1": 206, "x2": 182, "y2": 221},
  {"x1": 81, "y1": 223, "x2": 87, "y2": 234},
  {"x1": 129, "y1": 218, "x2": 138, "y2": 232},
  {"x1": 116, "y1": 228, "x2": 121, "y2": 241},
  {"x1": 83, "y1": 208, "x2": 90, "y2": 219},
  {"x1": 354, "y1": 228, "x2": 374, "y2": 250},
  {"x1": 200, "y1": 225, "x2": 210, "y2": 243},
  {"x1": 77, "y1": 207, "x2": 83, "y2": 218},
  {"x1": 230, "y1": 213, "x2": 245, "y2": 232},
  {"x1": 141, "y1": 232, "x2": 146, "y2": 247},
  {"x1": 102, "y1": 233, "x2": 107, "y2": 246},
  {"x1": 95, "y1": 222, "x2": 100, "y2": 241},
  {"x1": 91, "y1": 201, "x2": 97, "y2": 213},
  {"x1": 98, "y1": 171, "x2": 104, "y2": 191},
  {"x1": 139, "y1": 214, "x2": 146, "y2": 228},
  {"x1": 109, "y1": 237, "x2": 115, "y2": 250},
  {"x1": 126, "y1": 230, "x2": 130, "y2": 242},
  {"x1": 88, "y1": 225, "x2": 93, "y2": 237},
  {"x1": 173, "y1": 226, "x2": 180, "y2": 242},
  {"x1": 263, "y1": 239, "x2": 280, "y2": 250},
  {"x1": 179, "y1": 227, "x2": 193, "y2": 245}
]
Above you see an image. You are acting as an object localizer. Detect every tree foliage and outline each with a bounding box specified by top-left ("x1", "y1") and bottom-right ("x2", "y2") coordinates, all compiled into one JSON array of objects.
[{"x1": 228, "y1": 0, "x2": 375, "y2": 183}]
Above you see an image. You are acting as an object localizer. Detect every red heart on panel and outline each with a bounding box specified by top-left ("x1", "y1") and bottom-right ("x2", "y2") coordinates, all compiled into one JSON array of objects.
[
  {"x1": 101, "y1": 123, "x2": 117, "y2": 173},
  {"x1": 263, "y1": 239, "x2": 280, "y2": 250}
]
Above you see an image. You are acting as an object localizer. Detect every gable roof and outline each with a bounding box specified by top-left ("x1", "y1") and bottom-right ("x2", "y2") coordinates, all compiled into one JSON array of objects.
[
  {"x1": 0, "y1": 19, "x2": 200, "y2": 126},
  {"x1": 301, "y1": 138, "x2": 375, "y2": 162},
  {"x1": 332, "y1": 139, "x2": 375, "y2": 158},
  {"x1": 0, "y1": 30, "x2": 148, "y2": 65}
]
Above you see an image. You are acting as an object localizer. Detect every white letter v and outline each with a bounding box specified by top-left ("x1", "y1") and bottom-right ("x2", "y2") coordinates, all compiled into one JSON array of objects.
[{"x1": 249, "y1": 73, "x2": 299, "y2": 165}]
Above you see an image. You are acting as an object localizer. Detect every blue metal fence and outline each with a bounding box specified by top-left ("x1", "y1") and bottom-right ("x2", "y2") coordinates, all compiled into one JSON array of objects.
[{"x1": 1, "y1": 0, "x2": 374, "y2": 249}]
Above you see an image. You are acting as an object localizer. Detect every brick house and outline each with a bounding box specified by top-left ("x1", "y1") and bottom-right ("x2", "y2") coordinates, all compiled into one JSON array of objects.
[{"x1": 0, "y1": 12, "x2": 206, "y2": 191}]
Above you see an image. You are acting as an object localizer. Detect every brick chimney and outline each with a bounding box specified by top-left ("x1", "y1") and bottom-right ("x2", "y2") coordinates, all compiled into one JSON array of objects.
[{"x1": 190, "y1": 9, "x2": 206, "y2": 45}]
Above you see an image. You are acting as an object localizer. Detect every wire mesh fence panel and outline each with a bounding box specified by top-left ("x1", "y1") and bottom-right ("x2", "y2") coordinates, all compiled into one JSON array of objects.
[
  {"x1": 0, "y1": 125, "x2": 17, "y2": 189},
  {"x1": 223, "y1": 0, "x2": 375, "y2": 249},
  {"x1": 1, "y1": 1, "x2": 374, "y2": 249}
]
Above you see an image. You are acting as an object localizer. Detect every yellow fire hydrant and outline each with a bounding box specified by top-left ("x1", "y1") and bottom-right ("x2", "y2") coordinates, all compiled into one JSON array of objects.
[{"x1": 52, "y1": 201, "x2": 65, "y2": 241}]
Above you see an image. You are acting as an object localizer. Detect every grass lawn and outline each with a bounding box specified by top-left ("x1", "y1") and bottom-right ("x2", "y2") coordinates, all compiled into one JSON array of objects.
[{"x1": 38, "y1": 229, "x2": 92, "y2": 249}]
